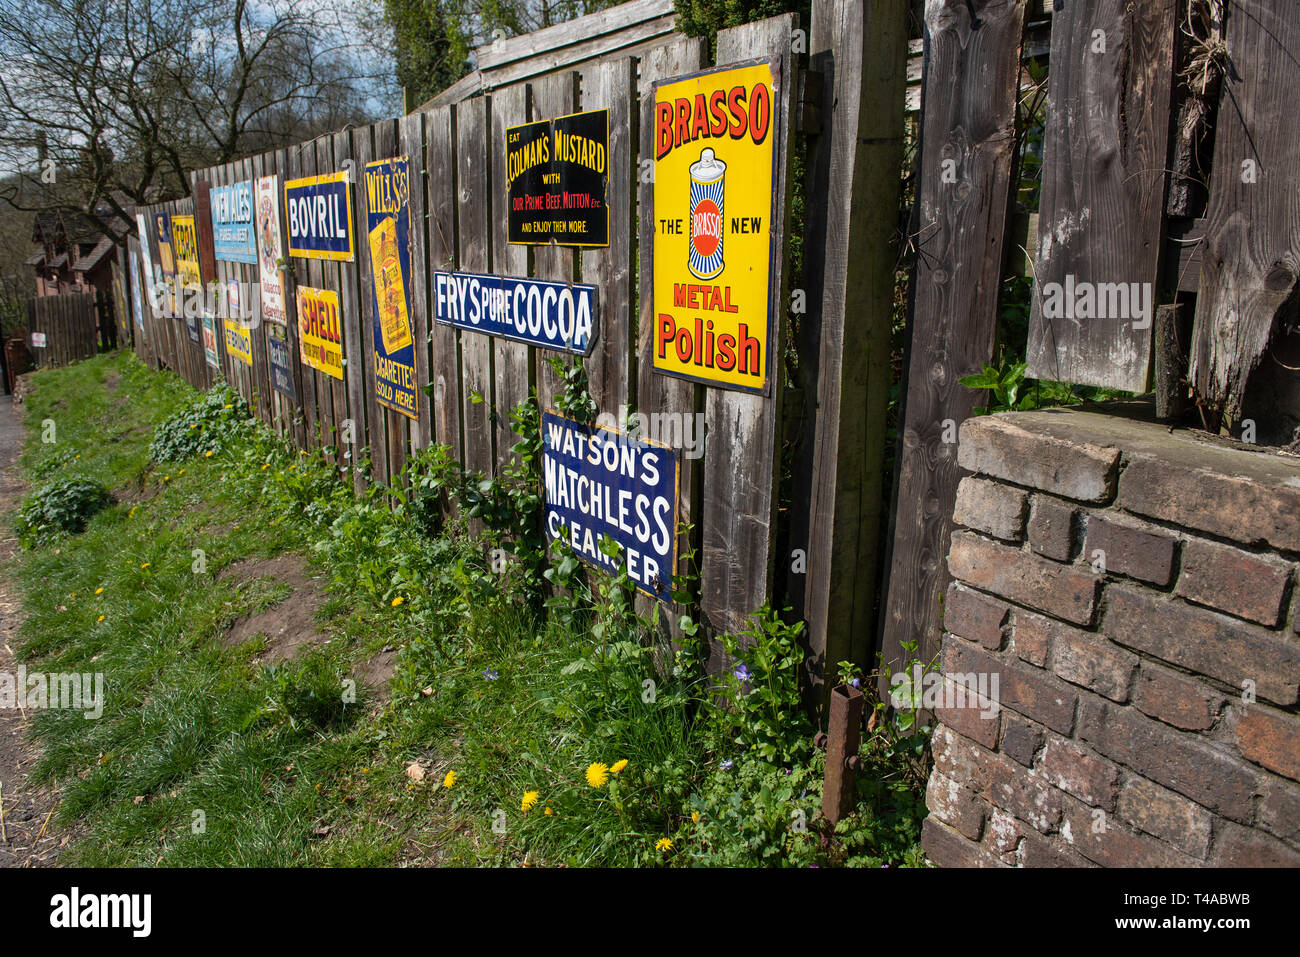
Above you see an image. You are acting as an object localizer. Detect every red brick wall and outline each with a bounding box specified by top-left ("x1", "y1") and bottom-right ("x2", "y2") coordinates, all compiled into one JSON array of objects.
[{"x1": 922, "y1": 407, "x2": 1300, "y2": 867}]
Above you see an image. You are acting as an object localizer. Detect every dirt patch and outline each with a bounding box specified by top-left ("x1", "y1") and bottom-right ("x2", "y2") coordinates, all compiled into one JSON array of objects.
[
  {"x1": 359, "y1": 647, "x2": 398, "y2": 705},
  {"x1": 0, "y1": 395, "x2": 70, "y2": 866},
  {"x1": 219, "y1": 555, "x2": 330, "y2": 664}
]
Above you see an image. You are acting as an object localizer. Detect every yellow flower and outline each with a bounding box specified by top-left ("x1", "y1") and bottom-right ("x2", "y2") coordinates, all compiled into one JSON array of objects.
[
  {"x1": 656, "y1": 838, "x2": 673, "y2": 853},
  {"x1": 544, "y1": 807, "x2": 553, "y2": 816},
  {"x1": 261, "y1": 463, "x2": 270, "y2": 470},
  {"x1": 189, "y1": 424, "x2": 197, "y2": 429},
  {"x1": 95, "y1": 587, "x2": 104, "y2": 595},
  {"x1": 163, "y1": 475, "x2": 170, "y2": 482},
  {"x1": 585, "y1": 762, "x2": 610, "y2": 788},
  {"x1": 391, "y1": 596, "x2": 404, "y2": 607},
  {"x1": 204, "y1": 450, "x2": 213, "y2": 458},
  {"x1": 521, "y1": 790, "x2": 539, "y2": 813},
  {"x1": 128, "y1": 506, "x2": 138, "y2": 518},
  {"x1": 691, "y1": 810, "x2": 700, "y2": 823},
  {"x1": 610, "y1": 759, "x2": 628, "y2": 774},
  {"x1": 140, "y1": 563, "x2": 150, "y2": 569},
  {"x1": 178, "y1": 469, "x2": 185, "y2": 475},
  {"x1": 443, "y1": 770, "x2": 457, "y2": 789},
  {"x1": 224, "y1": 404, "x2": 233, "y2": 409},
  {"x1": 97, "y1": 615, "x2": 105, "y2": 622}
]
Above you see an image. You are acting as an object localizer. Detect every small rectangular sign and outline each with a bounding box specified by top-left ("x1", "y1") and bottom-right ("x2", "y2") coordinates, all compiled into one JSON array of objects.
[
  {"x1": 652, "y1": 61, "x2": 779, "y2": 394},
  {"x1": 363, "y1": 156, "x2": 417, "y2": 420},
  {"x1": 128, "y1": 250, "x2": 145, "y2": 331},
  {"x1": 267, "y1": 324, "x2": 296, "y2": 400},
  {"x1": 295, "y1": 286, "x2": 344, "y2": 380},
  {"x1": 433, "y1": 270, "x2": 598, "y2": 355},
  {"x1": 202, "y1": 314, "x2": 220, "y2": 368},
  {"x1": 224, "y1": 317, "x2": 252, "y2": 366},
  {"x1": 541, "y1": 410, "x2": 678, "y2": 602},
  {"x1": 30, "y1": 332, "x2": 46, "y2": 348},
  {"x1": 184, "y1": 313, "x2": 201, "y2": 345},
  {"x1": 152, "y1": 209, "x2": 176, "y2": 316},
  {"x1": 254, "y1": 176, "x2": 288, "y2": 324},
  {"x1": 172, "y1": 215, "x2": 202, "y2": 293},
  {"x1": 210, "y1": 180, "x2": 258, "y2": 264},
  {"x1": 135, "y1": 213, "x2": 159, "y2": 318},
  {"x1": 285, "y1": 171, "x2": 354, "y2": 262},
  {"x1": 507, "y1": 109, "x2": 609, "y2": 246}
]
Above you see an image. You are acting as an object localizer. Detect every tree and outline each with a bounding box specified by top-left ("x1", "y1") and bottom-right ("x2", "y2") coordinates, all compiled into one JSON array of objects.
[{"x1": 0, "y1": 0, "x2": 392, "y2": 245}]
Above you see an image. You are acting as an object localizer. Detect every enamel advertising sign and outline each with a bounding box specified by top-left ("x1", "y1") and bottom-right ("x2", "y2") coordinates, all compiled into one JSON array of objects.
[
  {"x1": 267, "y1": 323, "x2": 296, "y2": 400},
  {"x1": 210, "y1": 180, "x2": 258, "y2": 264},
  {"x1": 432, "y1": 270, "x2": 598, "y2": 355},
  {"x1": 363, "y1": 156, "x2": 417, "y2": 420},
  {"x1": 295, "y1": 286, "x2": 344, "y2": 380},
  {"x1": 506, "y1": 109, "x2": 608, "y2": 246},
  {"x1": 285, "y1": 170, "x2": 354, "y2": 262},
  {"x1": 135, "y1": 214, "x2": 159, "y2": 318},
  {"x1": 172, "y1": 214, "x2": 202, "y2": 292},
  {"x1": 255, "y1": 175, "x2": 288, "y2": 324},
  {"x1": 224, "y1": 316, "x2": 252, "y2": 366},
  {"x1": 651, "y1": 61, "x2": 779, "y2": 394},
  {"x1": 153, "y1": 210, "x2": 176, "y2": 316},
  {"x1": 201, "y1": 313, "x2": 220, "y2": 368},
  {"x1": 541, "y1": 410, "x2": 678, "y2": 603}
]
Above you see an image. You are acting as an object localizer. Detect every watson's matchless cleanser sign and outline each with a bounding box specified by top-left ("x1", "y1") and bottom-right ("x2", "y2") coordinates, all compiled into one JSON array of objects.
[
  {"x1": 296, "y1": 286, "x2": 344, "y2": 380},
  {"x1": 209, "y1": 180, "x2": 257, "y2": 264},
  {"x1": 507, "y1": 109, "x2": 608, "y2": 246},
  {"x1": 433, "y1": 270, "x2": 598, "y2": 355},
  {"x1": 542, "y1": 411, "x2": 678, "y2": 602},
  {"x1": 364, "y1": 157, "x2": 417, "y2": 420},
  {"x1": 285, "y1": 170, "x2": 354, "y2": 261},
  {"x1": 255, "y1": 175, "x2": 288, "y2": 324},
  {"x1": 652, "y1": 62, "x2": 779, "y2": 393}
]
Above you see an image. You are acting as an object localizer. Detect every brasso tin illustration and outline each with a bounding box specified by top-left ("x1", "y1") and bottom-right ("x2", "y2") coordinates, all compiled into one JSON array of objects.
[{"x1": 688, "y1": 148, "x2": 726, "y2": 280}]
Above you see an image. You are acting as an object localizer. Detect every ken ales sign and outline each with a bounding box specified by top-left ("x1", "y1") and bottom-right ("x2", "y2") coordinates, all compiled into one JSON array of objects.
[{"x1": 284, "y1": 171, "x2": 354, "y2": 261}]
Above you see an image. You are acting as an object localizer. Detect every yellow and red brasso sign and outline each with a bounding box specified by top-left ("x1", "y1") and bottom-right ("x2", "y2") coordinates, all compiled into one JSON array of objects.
[{"x1": 652, "y1": 61, "x2": 778, "y2": 394}]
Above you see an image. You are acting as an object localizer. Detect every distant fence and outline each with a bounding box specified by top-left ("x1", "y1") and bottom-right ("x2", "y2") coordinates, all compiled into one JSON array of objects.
[{"x1": 26, "y1": 292, "x2": 99, "y2": 369}]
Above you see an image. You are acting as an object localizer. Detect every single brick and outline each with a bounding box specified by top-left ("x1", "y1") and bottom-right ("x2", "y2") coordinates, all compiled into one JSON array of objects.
[
  {"x1": 1048, "y1": 625, "x2": 1138, "y2": 702},
  {"x1": 953, "y1": 477, "x2": 1028, "y2": 542},
  {"x1": 948, "y1": 531, "x2": 1100, "y2": 626},
  {"x1": 1027, "y1": 496, "x2": 1076, "y2": 561},
  {"x1": 1120, "y1": 453, "x2": 1300, "y2": 553},
  {"x1": 1259, "y1": 778, "x2": 1300, "y2": 849},
  {"x1": 1106, "y1": 584, "x2": 1300, "y2": 706},
  {"x1": 999, "y1": 713, "x2": 1044, "y2": 766},
  {"x1": 984, "y1": 808, "x2": 1023, "y2": 858},
  {"x1": 957, "y1": 416, "x2": 1121, "y2": 503},
  {"x1": 1133, "y1": 663, "x2": 1223, "y2": 731},
  {"x1": 1059, "y1": 797, "x2": 1201, "y2": 868},
  {"x1": 926, "y1": 771, "x2": 986, "y2": 841},
  {"x1": 931, "y1": 727, "x2": 1063, "y2": 833},
  {"x1": 1039, "y1": 736, "x2": 1119, "y2": 810},
  {"x1": 944, "y1": 582, "x2": 1008, "y2": 650},
  {"x1": 934, "y1": 675, "x2": 1001, "y2": 751},
  {"x1": 1210, "y1": 823, "x2": 1300, "y2": 868},
  {"x1": 921, "y1": 816, "x2": 1006, "y2": 868},
  {"x1": 1010, "y1": 611, "x2": 1051, "y2": 667},
  {"x1": 1235, "y1": 705, "x2": 1300, "y2": 782},
  {"x1": 943, "y1": 638, "x2": 1078, "y2": 735},
  {"x1": 1078, "y1": 697, "x2": 1260, "y2": 823},
  {"x1": 1116, "y1": 775, "x2": 1213, "y2": 860},
  {"x1": 1019, "y1": 830, "x2": 1096, "y2": 868},
  {"x1": 1082, "y1": 513, "x2": 1177, "y2": 586},
  {"x1": 1176, "y1": 538, "x2": 1292, "y2": 627}
]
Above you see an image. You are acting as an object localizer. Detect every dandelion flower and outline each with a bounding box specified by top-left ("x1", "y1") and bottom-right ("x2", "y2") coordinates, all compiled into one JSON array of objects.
[
  {"x1": 189, "y1": 424, "x2": 198, "y2": 430},
  {"x1": 521, "y1": 790, "x2": 539, "y2": 813},
  {"x1": 97, "y1": 615, "x2": 105, "y2": 622},
  {"x1": 585, "y1": 762, "x2": 610, "y2": 788},
  {"x1": 204, "y1": 450, "x2": 214, "y2": 458},
  {"x1": 443, "y1": 770, "x2": 457, "y2": 789},
  {"x1": 391, "y1": 596, "x2": 404, "y2": 607},
  {"x1": 140, "y1": 563, "x2": 150, "y2": 569},
  {"x1": 544, "y1": 807, "x2": 553, "y2": 816},
  {"x1": 691, "y1": 811, "x2": 700, "y2": 823},
  {"x1": 224, "y1": 404, "x2": 233, "y2": 410},
  {"x1": 655, "y1": 838, "x2": 673, "y2": 853},
  {"x1": 261, "y1": 463, "x2": 270, "y2": 470},
  {"x1": 95, "y1": 587, "x2": 104, "y2": 595},
  {"x1": 610, "y1": 759, "x2": 628, "y2": 775}
]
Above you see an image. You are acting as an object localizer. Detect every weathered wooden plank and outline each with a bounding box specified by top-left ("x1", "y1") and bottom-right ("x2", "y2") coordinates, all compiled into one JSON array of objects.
[
  {"x1": 286, "y1": 142, "x2": 321, "y2": 448},
  {"x1": 475, "y1": 0, "x2": 673, "y2": 73},
  {"x1": 456, "y1": 97, "x2": 496, "y2": 481},
  {"x1": 400, "y1": 111, "x2": 434, "y2": 455},
  {"x1": 579, "y1": 56, "x2": 636, "y2": 419},
  {"x1": 424, "y1": 104, "x2": 464, "y2": 468},
  {"x1": 879, "y1": 0, "x2": 1028, "y2": 680},
  {"x1": 1191, "y1": 0, "x2": 1300, "y2": 423},
  {"x1": 314, "y1": 135, "x2": 347, "y2": 466},
  {"x1": 1025, "y1": 0, "x2": 1176, "y2": 393},
  {"x1": 633, "y1": 35, "x2": 708, "y2": 635},
  {"x1": 786, "y1": 0, "x2": 907, "y2": 708},
  {"x1": 351, "y1": 123, "x2": 389, "y2": 488},
  {"x1": 530, "y1": 72, "x2": 579, "y2": 411},
  {"x1": 489, "y1": 81, "x2": 534, "y2": 475},
  {"x1": 697, "y1": 14, "x2": 797, "y2": 646},
  {"x1": 333, "y1": 129, "x2": 369, "y2": 491}
]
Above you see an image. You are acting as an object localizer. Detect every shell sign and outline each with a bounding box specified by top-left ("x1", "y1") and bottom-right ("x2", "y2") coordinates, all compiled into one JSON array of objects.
[{"x1": 652, "y1": 61, "x2": 778, "y2": 394}]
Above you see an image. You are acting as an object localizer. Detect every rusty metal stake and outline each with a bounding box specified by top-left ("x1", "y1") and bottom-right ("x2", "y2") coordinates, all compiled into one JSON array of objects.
[{"x1": 818, "y1": 683, "x2": 865, "y2": 826}]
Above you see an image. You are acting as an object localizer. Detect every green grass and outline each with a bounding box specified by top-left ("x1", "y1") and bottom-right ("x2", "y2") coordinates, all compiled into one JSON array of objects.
[{"x1": 8, "y1": 350, "x2": 928, "y2": 867}]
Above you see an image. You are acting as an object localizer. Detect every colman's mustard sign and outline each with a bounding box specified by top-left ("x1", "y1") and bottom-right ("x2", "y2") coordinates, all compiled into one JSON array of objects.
[{"x1": 652, "y1": 61, "x2": 778, "y2": 394}]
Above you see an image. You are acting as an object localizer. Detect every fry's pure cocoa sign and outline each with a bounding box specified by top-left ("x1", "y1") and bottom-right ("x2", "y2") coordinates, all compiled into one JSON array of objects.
[{"x1": 652, "y1": 61, "x2": 779, "y2": 394}]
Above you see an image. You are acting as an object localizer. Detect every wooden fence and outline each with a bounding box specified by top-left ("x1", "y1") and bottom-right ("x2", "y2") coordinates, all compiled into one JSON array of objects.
[
  {"x1": 123, "y1": 0, "x2": 1298, "y2": 707},
  {"x1": 26, "y1": 292, "x2": 99, "y2": 368}
]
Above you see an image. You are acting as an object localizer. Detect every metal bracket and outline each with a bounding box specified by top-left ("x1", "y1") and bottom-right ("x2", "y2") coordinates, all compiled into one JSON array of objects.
[{"x1": 815, "y1": 682, "x2": 865, "y2": 825}]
